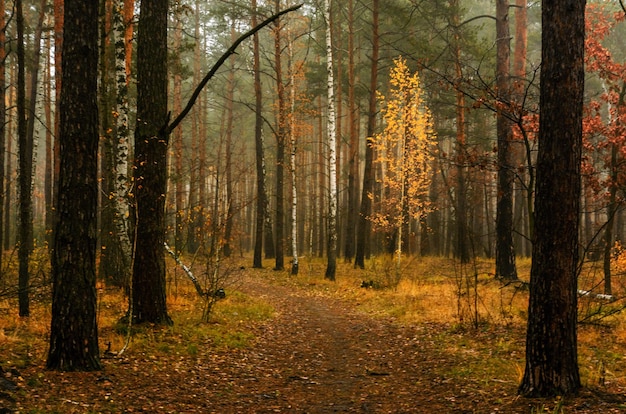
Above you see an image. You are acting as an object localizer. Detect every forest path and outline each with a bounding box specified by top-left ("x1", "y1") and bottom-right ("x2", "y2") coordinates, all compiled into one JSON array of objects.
[
  {"x1": 216, "y1": 273, "x2": 486, "y2": 413},
  {"x1": 11, "y1": 269, "x2": 620, "y2": 413}
]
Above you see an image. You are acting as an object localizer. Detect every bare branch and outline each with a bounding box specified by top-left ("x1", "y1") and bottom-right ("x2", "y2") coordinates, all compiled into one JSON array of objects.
[{"x1": 167, "y1": 3, "x2": 303, "y2": 133}]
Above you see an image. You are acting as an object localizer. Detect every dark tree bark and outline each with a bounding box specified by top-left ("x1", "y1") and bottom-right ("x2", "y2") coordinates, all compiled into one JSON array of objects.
[
  {"x1": 132, "y1": 0, "x2": 172, "y2": 325},
  {"x1": 273, "y1": 0, "x2": 286, "y2": 271},
  {"x1": 518, "y1": 0, "x2": 585, "y2": 397},
  {"x1": 344, "y1": 0, "x2": 358, "y2": 262},
  {"x1": 16, "y1": 0, "x2": 31, "y2": 317},
  {"x1": 223, "y1": 21, "x2": 237, "y2": 258},
  {"x1": 0, "y1": 0, "x2": 6, "y2": 272},
  {"x1": 355, "y1": 0, "x2": 378, "y2": 269},
  {"x1": 47, "y1": 0, "x2": 101, "y2": 371},
  {"x1": 495, "y1": 0, "x2": 518, "y2": 280},
  {"x1": 252, "y1": 0, "x2": 266, "y2": 268}
]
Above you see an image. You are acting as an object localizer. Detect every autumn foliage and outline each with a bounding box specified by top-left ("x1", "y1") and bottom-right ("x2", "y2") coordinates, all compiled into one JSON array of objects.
[{"x1": 369, "y1": 57, "x2": 437, "y2": 255}]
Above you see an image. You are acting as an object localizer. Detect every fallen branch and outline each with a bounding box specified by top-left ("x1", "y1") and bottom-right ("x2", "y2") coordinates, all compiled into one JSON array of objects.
[
  {"x1": 164, "y1": 242, "x2": 204, "y2": 297},
  {"x1": 578, "y1": 289, "x2": 614, "y2": 301}
]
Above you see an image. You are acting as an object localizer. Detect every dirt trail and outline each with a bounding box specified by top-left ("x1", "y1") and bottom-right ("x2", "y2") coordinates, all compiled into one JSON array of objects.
[
  {"x1": 9, "y1": 271, "x2": 622, "y2": 413},
  {"x1": 222, "y1": 276, "x2": 474, "y2": 413}
]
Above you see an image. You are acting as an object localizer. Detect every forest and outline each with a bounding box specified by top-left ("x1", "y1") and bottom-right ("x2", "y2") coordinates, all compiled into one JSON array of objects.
[{"x1": 1, "y1": 0, "x2": 626, "y2": 412}]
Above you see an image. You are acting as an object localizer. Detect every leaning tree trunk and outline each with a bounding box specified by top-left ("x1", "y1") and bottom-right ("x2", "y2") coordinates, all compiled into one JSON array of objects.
[
  {"x1": 47, "y1": 0, "x2": 101, "y2": 371},
  {"x1": 324, "y1": 0, "x2": 338, "y2": 281},
  {"x1": 518, "y1": 0, "x2": 584, "y2": 397}
]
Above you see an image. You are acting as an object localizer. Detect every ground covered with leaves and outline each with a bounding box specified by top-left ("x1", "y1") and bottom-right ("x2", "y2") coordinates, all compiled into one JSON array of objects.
[{"x1": 2, "y1": 259, "x2": 626, "y2": 413}]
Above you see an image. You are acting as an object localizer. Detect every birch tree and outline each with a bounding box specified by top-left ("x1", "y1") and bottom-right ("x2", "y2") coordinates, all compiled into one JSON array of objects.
[
  {"x1": 112, "y1": 0, "x2": 133, "y2": 279},
  {"x1": 324, "y1": 0, "x2": 338, "y2": 281},
  {"x1": 369, "y1": 57, "x2": 436, "y2": 269}
]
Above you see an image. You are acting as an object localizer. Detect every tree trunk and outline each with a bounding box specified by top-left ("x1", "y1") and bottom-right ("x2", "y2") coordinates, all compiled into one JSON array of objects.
[
  {"x1": 17, "y1": 0, "x2": 31, "y2": 317},
  {"x1": 518, "y1": 0, "x2": 584, "y2": 397},
  {"x1": 495, "y1": 0, "x2": 518, "y2": 280},
  {"x1": 355, "y1": 0, "x2": 378, "y2": 269},
  {"x1": 223, "y1": 20, "x2": 236, "y2": 258},
  {"x1": 451, "y1": 0, "x2": 469, "y2": 264},
  {"x1": 273, "y1": 0, "x2": 286, "y2": 271},
  {"x1": 132, "y1": 0, "x2": 172, "y2": 325},
  {"x1": 172, "y1": 9, "x2": 184, "y2": 253},
  {"x1": 251, "y1": 0, "x2": 271, "y2": 267},
  {"x1": 0, "y1": 0, "x2": 6, "y2": 270},
  {"x1": 324, "y1": 0, "x2": 338, "y2": 281},
  {"x1": 51, "y1": 0, "x2": 63, "y2": 251},
  {"x1": 344, "y1": 0, "x2": 358, "y2": 262},
  {"x1": 47, "y1": 0, "x2": 101, "y2": 371},
  {"x1": 288, "y1": 34, "x2": 299, "y2": 276},
  {"x1": 98, "y1": 0, "x2": 121, "y2": 286}
]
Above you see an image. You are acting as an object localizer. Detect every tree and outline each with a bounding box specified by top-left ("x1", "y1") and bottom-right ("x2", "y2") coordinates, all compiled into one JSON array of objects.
[
  {"x1": 273, "y1": 0, "x2": 286, "y2": 271},
  {"x1": 518, "y1": 0, "x2": 585, "y2": 397},
  {"x1": 369, "y1": 57, "x2": 436, "y2": 268},
  {"x1": 355, "y1": 0, "x2": 379, "y2": 269},
  {"x1": 495, "y1": 0, "x2": 518, "y2": 280},
  {"x1": 130, "y1": 2, "x2": 302, "y2": 323},
  {"x1": 16, "y1": 0, "x2": 31, "y2": 317},
  {"x1": 582, "y1": 4, "x2": 626, "y2": 296},
  {"x1": 324, "y1": 0, "x2": 338, "y2": 281},
  {"x1": 343, "y1": 0, "x2": 359, "y2": 262},
  {"x1": 47, "y1": 0, "x2": 101, "y2": 371},
  {"x1": 0, "y1": 0, "x2": 6, "y2": 274},
  {"x1": 132, "y1": 0, "x2": 172, "y2": 325},
  {"x1": 252, "y1": 0, "x2": 271, "y2": 268}
]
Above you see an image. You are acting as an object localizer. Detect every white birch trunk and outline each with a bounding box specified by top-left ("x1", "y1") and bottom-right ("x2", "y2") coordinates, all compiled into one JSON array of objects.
[
  {"x1": 324, "y1": 0, "x2": 338, "y2": 280},
  {"x1": 288, "y1": 32, "x2": 299, "y2": 275},
  {"x1": 113, "y1": 0, "x2": 133, "y2": 270}
]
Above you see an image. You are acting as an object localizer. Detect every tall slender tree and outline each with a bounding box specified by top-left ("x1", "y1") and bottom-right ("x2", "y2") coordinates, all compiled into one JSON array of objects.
[
  {"x1": 47, "y1": 0, "x2": 101, "y2": 371},
  {"x1": 16, "y1": 0, "x2": 31, "y2": 317},
  {"x1": 495, "y1": 0, "x2": 518, "y2": 280},
  {"x1": 355, "y1": 0, "x2": 379, "y2": 269},
  {"x1": 519, "y1": 0, "x2": 585, "y2": 397},
  {"x1": 273, "y1": 0, "x2": 286, "y2": 271},
  {"x1": 0, "y1": 0, "x2": 6, "y2": 271},
  {"x1": 132, "y1": 0, "x2": 172, "y2": 325},
  {"x1": 324, "y1": 0, "x2": 338, "y2": 281},
  {"x1": 251, "y1": 0, "x2": 273, "y2": 267},
  {"x1": 344, "y1": 0, "x2": 359, "y2": 262}
]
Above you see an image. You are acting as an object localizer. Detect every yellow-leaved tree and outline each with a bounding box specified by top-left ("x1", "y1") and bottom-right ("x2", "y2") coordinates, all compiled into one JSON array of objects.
[{"x1": 370, "y1": 56, "x2": 437, "y2": 269}]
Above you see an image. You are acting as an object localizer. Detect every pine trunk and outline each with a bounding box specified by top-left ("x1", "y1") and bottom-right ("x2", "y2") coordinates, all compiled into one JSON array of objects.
[
  {"x1": 273, "y1": 0, "x2": 286, "y2": 271},
  {"x1": 47, "y1": 0, "x2": 101, "y2": 371},
  {"x1": 17, "y1": 0, "x2": 31, "y2": 317},
  {"x1": 495, "y1": 0, "x2": 518, "y2": 280},
  {"x1": 132, "y1": 0, "x2": 172, "y2": 325},
  {"x1": 355, "y1": 0, "x2": 378, "y2": 269},
  {"x1": 519, "y1": 0, "x2": 584, "y2": 397}
]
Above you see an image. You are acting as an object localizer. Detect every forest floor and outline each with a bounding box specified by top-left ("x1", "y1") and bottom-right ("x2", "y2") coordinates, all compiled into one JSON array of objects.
[{"x1": 3, "y1": 259, "x2": 626, "y2": 413}]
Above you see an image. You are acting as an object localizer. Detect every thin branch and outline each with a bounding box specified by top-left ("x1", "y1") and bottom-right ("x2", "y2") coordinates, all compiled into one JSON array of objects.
[{"x1": 167, "y1": 3, "x2": 303, "y2": 134}]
